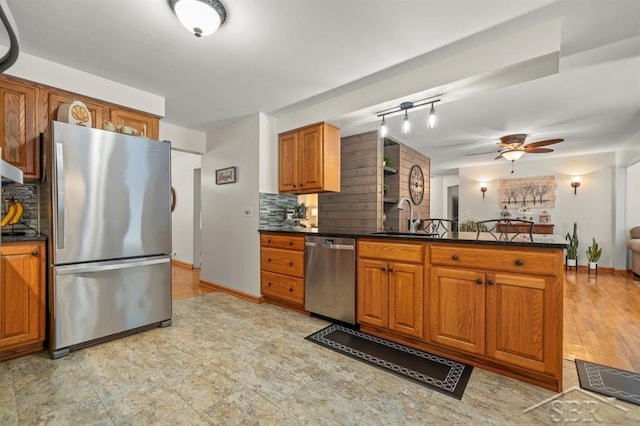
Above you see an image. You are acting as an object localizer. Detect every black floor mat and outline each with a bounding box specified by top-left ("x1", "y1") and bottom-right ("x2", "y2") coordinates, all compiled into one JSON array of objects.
[
  {"x1": 576, "y1": 359, "x2": 640, "y2": 406},
  {"x1": 305, "y1": 324, "x2": 473, "y2": 399}
]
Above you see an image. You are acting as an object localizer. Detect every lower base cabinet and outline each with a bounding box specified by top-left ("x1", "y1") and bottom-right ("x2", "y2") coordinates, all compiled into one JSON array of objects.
[
  {"x1": 260, "y1": 233, "x2": 305, "y2": 310},
  {"x1": 357, "y1": 240, "x2": 564, "y2": 392},
  {"x1": 0, "y1": 241, "x2": 46, "y2": 361}
]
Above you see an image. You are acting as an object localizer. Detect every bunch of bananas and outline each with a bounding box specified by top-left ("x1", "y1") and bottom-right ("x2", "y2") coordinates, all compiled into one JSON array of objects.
[{"x1": 1, "y1": 200, "x2": 24, "y2": 228}]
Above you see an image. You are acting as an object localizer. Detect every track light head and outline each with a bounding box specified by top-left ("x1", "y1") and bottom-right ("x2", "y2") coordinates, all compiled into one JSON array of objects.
[
  {"x1": 427, "y1": 103, "x2": 438, "y2": 128},
  {"x1": 402, "y1": 110, "x2": 411, "y2": 134},
  {"x1": 380, "y1": 116, "x2": 388, "y2": 137}
]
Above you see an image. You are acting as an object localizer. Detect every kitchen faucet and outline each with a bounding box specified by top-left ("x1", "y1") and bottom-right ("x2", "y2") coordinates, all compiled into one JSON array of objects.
[{"x1": 397, "y1": 197, "x2": 421, "y2": 233}]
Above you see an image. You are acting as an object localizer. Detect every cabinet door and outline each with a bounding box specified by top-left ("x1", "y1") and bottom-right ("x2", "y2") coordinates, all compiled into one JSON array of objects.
[
  {"x1": 0, "y1": 79, "x2": 38, "y2": 179},
  {"x1": 428, "y1": 267, "x2": 485, "y2": 354},
  {"x1": 357, "y1": 259, "x2": 388, "y2": 328},
  {"x1": 48, "y1": 91, "x2": 106, "y2": 130},
  {"x1": 110, "y1": 108, "x2": 159, "y2": 140},
  {"x1": 486, "y1": 272, "x2": 559, "y2": 373},
  {"x1": 388, "y1": 262, "x2": 424, "y2": 338},
  {"x1": 278, "y1": 132, "x2": 298, "y2": 192},
  {"x1": 297, "y1": 125, "x2": 323, "y2": 192},
  {"x1": 0, "y1": 243, "x2": 44, "y2": 349}
]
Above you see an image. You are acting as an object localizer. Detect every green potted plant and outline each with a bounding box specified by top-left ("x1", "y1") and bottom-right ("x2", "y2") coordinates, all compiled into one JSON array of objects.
[
  {"x1": 565, "y1": 222, "x2": 579, "y2": 267},
  {"x1": 586, "y1": 238, "x2": 602, "y2": 270},
  {"x1": 383, "y1": 183, "x2": 389, "y2": 195},
  {"x1": 293, "y1": 202, "x2": 306, "y2": 219},
  {"x1": 383, "y1": 156, "x2": 391, "y2": 167}
]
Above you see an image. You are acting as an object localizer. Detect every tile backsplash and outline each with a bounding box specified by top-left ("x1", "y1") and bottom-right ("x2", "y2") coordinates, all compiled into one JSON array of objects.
[
  {"x1": 1, "y1": 182, "x2": 39, "y2": 233},
  {"x1": 259, "y1": 192, "x2": 297, "y2": 230}
]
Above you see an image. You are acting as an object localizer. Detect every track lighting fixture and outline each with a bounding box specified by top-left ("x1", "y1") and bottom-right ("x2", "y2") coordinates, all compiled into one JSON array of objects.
[
  {"x1": 402, "y1": 110, "x2": 411, "y2": 134},
  {"x1": 427, "y1": 103, "x2": 438, "y2": 128},
  {"x1": 377, "y1": 98, "x2": 441, "y2": 136}
]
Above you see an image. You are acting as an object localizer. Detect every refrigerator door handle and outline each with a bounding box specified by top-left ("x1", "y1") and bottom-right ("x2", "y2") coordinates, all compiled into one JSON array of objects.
[
  {"x1": 55, "y1": 142, "x2": 65, "y2": 249},
  {"x1": 56, "y1": 257, "x2": 170, "y2": 275}
]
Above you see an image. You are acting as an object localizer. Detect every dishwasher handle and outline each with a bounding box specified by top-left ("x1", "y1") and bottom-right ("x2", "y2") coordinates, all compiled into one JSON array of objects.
[{"x1": 305, "y1": 241, "x2": 354, "y2": 250}]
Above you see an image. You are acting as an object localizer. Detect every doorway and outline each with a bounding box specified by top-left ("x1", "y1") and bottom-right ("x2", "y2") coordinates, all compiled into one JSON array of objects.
[
  {"x1": 447, "y1": 185, "x2": 459, "y2": 231},
  {"x1": 192, "y1": 168, "x2": 201, "y2": 269}
]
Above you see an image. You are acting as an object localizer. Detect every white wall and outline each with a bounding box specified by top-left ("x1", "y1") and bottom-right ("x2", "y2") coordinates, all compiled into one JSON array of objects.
[
  {"x1": 201, "y1": 114, "x2": 262, "y2": 296},
  {"x1": 458, "y1": 152, "x2": 619, "y2": 268},
  {"x1": 171, "y1": 151, "x2": 201, "y2": 264},
  {"x1": 6, "y1": 49, "x2": 164, "y2": 116},
  {"x1": 160, "y1": 121, "x2": 206, "y2": 154},
  {"x1": 627, "y1": 161, "x2": 640, "y2": 269},
  {"x1": 258, "y1": 113, "x2": 279, "y2": 193}
]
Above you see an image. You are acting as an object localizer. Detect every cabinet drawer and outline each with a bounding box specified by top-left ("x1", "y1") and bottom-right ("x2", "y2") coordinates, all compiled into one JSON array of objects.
[
  {"x1": 430, "y1": 245, "x2": 559, "y2": 276},
  {"x1": 261, "y1": 248, "x2": 304, "y2": 277},
  {"x1": 260, "y1": 234, "x2": 304, "y2": 251},
  {"x1": 261, "y1": 271, "x2": 304, "y2": 305},
  {"x1": 358, "y1": 240, "x2": 423, "y2": 263}
]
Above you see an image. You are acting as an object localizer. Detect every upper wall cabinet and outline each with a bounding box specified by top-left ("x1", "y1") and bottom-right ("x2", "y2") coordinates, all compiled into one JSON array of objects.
[
  {"x1": 278, "y1": 122, "x2": 340, "y2": 194},
  {"x1": 110, "y1": 108, "x2": 159, "y2": 140},
  {"x1": 0, "y1": 79, "x2": 39, "y2": 179},
  {"x1": 47, "y1": 90, "x2": 106, "y2": 131}
]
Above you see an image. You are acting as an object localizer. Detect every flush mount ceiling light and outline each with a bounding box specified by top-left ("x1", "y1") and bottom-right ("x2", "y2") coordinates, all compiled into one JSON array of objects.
[
  {"x1": 170, "y1": 0, "x2": 228, "y2": 37},
  {"x1": 377, "y1": 98, "x2": 441, "y2": 137}
]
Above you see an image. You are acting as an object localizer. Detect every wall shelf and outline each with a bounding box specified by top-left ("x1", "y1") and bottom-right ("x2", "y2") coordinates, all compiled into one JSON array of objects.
[
  {"x1": 383, "y1": 165, "x2": 398, "y2": 175},
  {"x1": 383, "y1": 197, "x2": 398, "y2": 204}
]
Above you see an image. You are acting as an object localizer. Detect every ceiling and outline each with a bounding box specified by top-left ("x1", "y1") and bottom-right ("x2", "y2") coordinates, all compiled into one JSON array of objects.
[{"x1": 3, "y1": 0, "x2": 639, "y2": 173}]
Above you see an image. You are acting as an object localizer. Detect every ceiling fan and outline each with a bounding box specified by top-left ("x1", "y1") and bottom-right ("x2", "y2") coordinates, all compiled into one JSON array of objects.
[{"x1": 467, "y1": 133, "x2": 564, "y2": 173}]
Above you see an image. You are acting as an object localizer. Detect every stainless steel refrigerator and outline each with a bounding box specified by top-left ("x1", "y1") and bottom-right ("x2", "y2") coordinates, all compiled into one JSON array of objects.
[{"x1": 44, "y1": 121, "x2": 172, "y2": 359}]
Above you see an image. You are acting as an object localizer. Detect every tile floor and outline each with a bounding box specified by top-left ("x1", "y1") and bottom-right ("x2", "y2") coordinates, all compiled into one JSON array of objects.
[{"x1": 1, "y1": 292, "x2": 639, "y2": 425}]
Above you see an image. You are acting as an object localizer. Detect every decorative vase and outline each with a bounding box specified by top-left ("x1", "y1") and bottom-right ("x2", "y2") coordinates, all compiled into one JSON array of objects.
[
  {"x1": 567, "y1": 258, "x2": 577, "y2": 267},
  {"x1": 588, "y1": 262, "x2": 597, "y2": 270}
]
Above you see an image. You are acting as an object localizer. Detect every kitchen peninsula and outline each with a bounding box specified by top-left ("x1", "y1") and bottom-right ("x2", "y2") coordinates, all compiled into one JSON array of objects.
[{"x1": 259, "y1": 228, "x2": 566, "y2": 392}]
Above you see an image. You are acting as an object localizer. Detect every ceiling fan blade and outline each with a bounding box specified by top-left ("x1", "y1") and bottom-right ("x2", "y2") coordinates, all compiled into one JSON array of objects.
[
  {"x1": 525, "y1": 138, "x2": 564, "y2": 148},
  {"x1": 466, "y1": 150, "x2": 501, "y2": 156},
  {"x1": 494, "y1": 153, "x2": 504, "y2": 160},
  {"x1": 525, "y1": 147, "x2": 554, "y2": 153}
]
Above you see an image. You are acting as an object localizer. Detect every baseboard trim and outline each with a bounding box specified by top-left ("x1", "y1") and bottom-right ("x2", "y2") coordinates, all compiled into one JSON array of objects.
[
  {"x1": 199, "y1": 279, "x2": 264, "y2": 304},
  {"x1": 171, "y1": 259, "x2": 193, "y2": 269}
]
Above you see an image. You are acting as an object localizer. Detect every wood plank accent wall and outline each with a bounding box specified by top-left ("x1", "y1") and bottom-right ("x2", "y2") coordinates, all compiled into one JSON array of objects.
[
  {"x1": 397, "y1": 143, "x2": 430, "y2": 231},
  {"x1": 318, "y1": 131, "x2": 382, "y2": 232}
]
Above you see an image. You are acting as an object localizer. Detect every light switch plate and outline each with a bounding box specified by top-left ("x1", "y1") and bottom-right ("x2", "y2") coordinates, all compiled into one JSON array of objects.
[{"x1": 243, "y1": 207, "x2": 253, "y2": 217}]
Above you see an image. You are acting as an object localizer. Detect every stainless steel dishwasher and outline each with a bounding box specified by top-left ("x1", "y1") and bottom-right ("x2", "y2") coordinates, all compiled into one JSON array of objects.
[{"x1": 305, "y1": 236, "x2": 356, "y2": 324}]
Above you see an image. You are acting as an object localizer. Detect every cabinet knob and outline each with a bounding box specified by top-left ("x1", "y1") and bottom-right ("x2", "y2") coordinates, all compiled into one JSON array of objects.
[
  {"x1": 515, "y1": 259, "x2": 524, "y2": 266},
  {"x1": 289, "y1": 261, "x2": 293, "y2": 266},
  {"x1": 267, "y1": 258, "x2": 272, "y2": 262},
  {"x1": 267, "y1": 282, "x2": 272, "y2": 287},
  {"x1": 487, "y1": 279, "x2": 494, "y2": 285},
  {"x1": 267, "y1": 239, "x2": 272, "y2": 244},
  {"x1": 452, "y1": 254, "x2": 459, "y2": 260},
  {"x1": 293, "y1": 184, "x2": 297, "y2": 188},
  {"x1": 288, "y1": 288, "x2": 293, "y2": 292},
  {"x1": 289, "y1": 241, "x2": 293, "y2": 246},
  {"x1": 300, "y1": 183, "x2": 304, "y2": 187},
  {"x1": 380, "y1": 267, "x2": 386, "y2": 272},
  {"x1": 476, "y1": 278, "x2": 483, "y2": 285},
  {"x1": 388, "y1": 267, "x2": 394, "y2": 273},
  {"x1": 31, "y1": 250, "x2": 39, "y2": 256}
]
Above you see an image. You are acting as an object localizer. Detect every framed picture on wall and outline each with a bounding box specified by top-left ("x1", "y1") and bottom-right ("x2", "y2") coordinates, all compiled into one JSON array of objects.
[{"x1": 216, "y1": 166, "x2": 237, "y2": 185}]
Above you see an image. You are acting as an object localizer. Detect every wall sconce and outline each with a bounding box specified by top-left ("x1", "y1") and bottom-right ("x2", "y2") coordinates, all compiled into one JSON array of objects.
[
  {"x1": 571, "y1": 176, "x2": 581, "y2": 194},
  {"x1": 480, "y1": 183, "x2": 488, "y2": 198}
]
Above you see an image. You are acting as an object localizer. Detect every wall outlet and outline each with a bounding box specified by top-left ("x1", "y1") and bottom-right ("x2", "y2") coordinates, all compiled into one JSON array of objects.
[{"x1": 243, "y1": 207, "x2": 253, "y2": 217}]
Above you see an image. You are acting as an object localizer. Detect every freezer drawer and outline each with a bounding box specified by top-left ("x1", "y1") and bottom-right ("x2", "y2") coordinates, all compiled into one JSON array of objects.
[{"x1": 50, "y1": 256, "x2": 171, "y2": 354}]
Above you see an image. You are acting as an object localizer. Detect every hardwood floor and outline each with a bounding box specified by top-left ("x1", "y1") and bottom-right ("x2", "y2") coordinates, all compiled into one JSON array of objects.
[
  {"x1": 172, "y1": 263, "x2": 640, "y2": 373},
  {"x1": 171, "y1": 264, "x2": 214, "y2": 300},
  {"x1": 563, "y1": 269, "x2": 640, "y2": 372}
]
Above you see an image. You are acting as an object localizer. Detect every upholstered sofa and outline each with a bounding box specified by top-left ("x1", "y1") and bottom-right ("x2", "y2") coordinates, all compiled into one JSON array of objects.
[{"x1": 629, "y1": 226, "x2": 640, "y2": 276}]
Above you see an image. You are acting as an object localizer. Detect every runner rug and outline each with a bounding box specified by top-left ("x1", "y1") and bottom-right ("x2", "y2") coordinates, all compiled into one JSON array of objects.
[
  {"x1": 305, "y1": 323, "x2": 472, "y2": 399},
  {"x1": 576, "y1": 359, "x2": 640, "y2": 406}
]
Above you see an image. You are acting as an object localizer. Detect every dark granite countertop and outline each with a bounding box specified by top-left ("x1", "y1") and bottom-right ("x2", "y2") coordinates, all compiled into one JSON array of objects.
[
  {"x1": 1, "y1": 233, "x2": 47, "y2": 243},
  {"x1": 259, "y1": 228, "x2": 567, "y2": 249}
]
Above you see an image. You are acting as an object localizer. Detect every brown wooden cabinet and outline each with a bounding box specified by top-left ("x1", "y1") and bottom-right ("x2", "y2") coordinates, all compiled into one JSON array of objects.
[
  {"x1": 428, "y1": 243, "x2": 563, "y2": 389},
  {"x1": 0, "y1": 241, "x2": 46, "y2": 361},
  {"x1": 260, "y1": 233, "x2": 305, "y2": 310},
  {"x1": 0, "y1": 78, "x2": 39, "y2": 179},
  {"x1": 110, "y1": 108, "x2": 159, "y2": 140},
  {"x1": 47, "y1": 90, "x2": 107, "y2": 131},
  {"x1": 278, "y1": 122, "x2": 340, "y2": 194},
  {"x1": 357, "y1": 240, "x2": 424, "y2": 339}
]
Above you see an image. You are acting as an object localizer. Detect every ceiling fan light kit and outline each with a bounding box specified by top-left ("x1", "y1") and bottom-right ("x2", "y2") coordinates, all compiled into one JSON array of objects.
[
  {"x1": 170, "y1": 0, "x2": 227, "y2": 37},
  {"x1": 377, "y1": 98, "x2": 440, "y2": 136}
]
